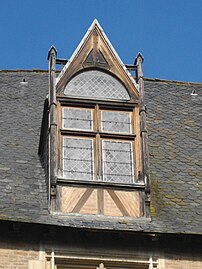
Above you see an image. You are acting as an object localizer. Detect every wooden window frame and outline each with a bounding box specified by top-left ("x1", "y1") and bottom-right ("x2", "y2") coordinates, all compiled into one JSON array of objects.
[{"x1": 57, "y1": 99, "x2": 144, "y2": 191}]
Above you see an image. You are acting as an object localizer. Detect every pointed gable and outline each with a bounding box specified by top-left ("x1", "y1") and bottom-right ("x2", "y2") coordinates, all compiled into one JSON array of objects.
[{"x1": 56, "y1": 19, "x2": 139, "y2": 100}]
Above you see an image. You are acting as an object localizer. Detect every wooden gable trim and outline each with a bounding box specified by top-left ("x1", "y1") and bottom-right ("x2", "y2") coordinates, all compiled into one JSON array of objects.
[{"x1": 56, "y1": 20, "x2": 139, "y2": 100}]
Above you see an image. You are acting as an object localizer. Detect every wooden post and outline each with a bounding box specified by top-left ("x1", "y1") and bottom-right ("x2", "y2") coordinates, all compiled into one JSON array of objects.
[
  {"x1": 48, "y1": 46, "x2": 58, "y2": 212},
  {"x1": 135, "y1": 53, "x2": 150, "y2": 218}
]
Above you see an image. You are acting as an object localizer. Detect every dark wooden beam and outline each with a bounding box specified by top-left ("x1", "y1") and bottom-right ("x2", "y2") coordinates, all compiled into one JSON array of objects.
[
  {"x1": 125, "y1": 64, "x2": 137, "y2": 70},
  {"x1": 58, "y1": 97, "x2": 138, "y2": 108},
  {"x1": 57, "y1": 178, "x2": 145, "y2": 191},
  {"x1": 60, "y1": 129, "x2": 136, "y2": 140},
  {"x1": 135, "y1": 52, "x2": 150, "y2": 218},
  {"x1": 56, "y1": 58, "x2": 68, "y2": 65},
  {"x1": 48, "y1": 46, "x2": 58, "y2": 212},
  {"x1": 56, "y1": 59, "x2": 137, "y2": 72}
]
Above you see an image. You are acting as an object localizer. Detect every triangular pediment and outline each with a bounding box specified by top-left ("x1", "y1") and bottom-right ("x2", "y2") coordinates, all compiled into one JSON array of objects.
[
  {"x1": 56, "y1": 19, "x2": 139, "y2": 100},
  {"x1": 84, "y1": 49, "x2": 109, "y2": 66}
]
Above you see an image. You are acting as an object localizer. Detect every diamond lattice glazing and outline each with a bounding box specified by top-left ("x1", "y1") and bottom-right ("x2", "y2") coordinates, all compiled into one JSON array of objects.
[
  {"x1": 62, "y1": 108, "x2": 93, "y2": 130},
  {"x1": 64, "y1": 70, "x2": 130, "y2": 101},
  {"x1": 101, "y1": 110, "x2": 132, "y2": 133},
  {"x1": 63, "y1": 137, "x2": 94, "y2": 180},
  {"x1": 102, "y1": 140, "x2": 134, "y2": 183}
]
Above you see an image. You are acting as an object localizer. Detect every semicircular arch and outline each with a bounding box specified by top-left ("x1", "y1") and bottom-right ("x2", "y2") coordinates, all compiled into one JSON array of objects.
[{"x1": 64, "y1": 69, "x2": 131, "y2": 101}]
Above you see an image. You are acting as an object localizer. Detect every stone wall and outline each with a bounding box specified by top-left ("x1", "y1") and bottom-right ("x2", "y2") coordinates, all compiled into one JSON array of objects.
[
  {"x1": 0, "y1": 221, "x2": 201, "y2": 269},
  {"x1": 0, "y1": 241, "x2": 39, "y2": 269}
]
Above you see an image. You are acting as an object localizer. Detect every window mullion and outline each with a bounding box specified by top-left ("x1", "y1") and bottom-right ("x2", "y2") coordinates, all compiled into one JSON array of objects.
[
  {"x1": 94, "y1": 134, "x2": 99, "y2": 181},
  {"x1": 95, "y1": 104, "x2": 103, "y2": 181},
  {"x1": 96, "y1": 134, "x2": 102, "y2": 181},
  {"x1": 95, "y1": 104, "x2": 100, "y2": 132},
  {"x1": 132, "y1": 141, "x2": 136, "y2": 183}
]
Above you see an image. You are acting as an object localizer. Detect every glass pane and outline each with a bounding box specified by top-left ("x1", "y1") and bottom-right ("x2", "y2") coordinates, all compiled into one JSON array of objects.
[
  {"x1": 64, "y1": 70, "x2": 130, "y2": 101},
  {"x1": 102, "y1": 140, "x2": 134, "y2": 184},
  {"x1": 101, "y1": 110, "x2": 132, "y2": 133},
  {"x1": 63, "y1": 137, "x2": 94, "y2": 180},
  {"x1": 62, "y1": 107, "x2": 93, "y2": 130}
]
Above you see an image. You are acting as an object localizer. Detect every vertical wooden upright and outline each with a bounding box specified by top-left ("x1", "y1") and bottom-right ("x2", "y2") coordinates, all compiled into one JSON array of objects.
[
  {"x1": 135, "y1": 53, "x2": 150, "y2": 218},
  {"x1": 48, "y1": 46, "x2": 58, "y2": 212}
]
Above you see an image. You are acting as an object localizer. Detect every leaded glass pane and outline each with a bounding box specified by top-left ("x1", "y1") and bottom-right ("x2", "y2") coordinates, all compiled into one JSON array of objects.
[
  {"x1": 64, "y1": 70, "x2": 130, "y2": 101},
  {"x1": 62, "y1": 108, "x2": 93, "y2": 130},
  {"x1": 102, "y1": 140, "x2": 134, "y2": 183},
  {"x1": 101, "y1": 110, "x2": 132, "y2": 133},
  {"x1": 63, "y1": 137, "x2": 94, "y2": 180}
]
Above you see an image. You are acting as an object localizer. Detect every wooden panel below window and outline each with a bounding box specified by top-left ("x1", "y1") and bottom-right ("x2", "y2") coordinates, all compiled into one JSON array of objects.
[{"x1": 58, "y1": 186, "x2": 140, "y2": 217}]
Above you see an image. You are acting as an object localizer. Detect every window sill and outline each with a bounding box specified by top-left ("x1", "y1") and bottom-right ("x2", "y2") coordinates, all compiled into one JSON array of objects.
[{"x1": 57, "y1": 177, "x2": 145, "y2": 191}]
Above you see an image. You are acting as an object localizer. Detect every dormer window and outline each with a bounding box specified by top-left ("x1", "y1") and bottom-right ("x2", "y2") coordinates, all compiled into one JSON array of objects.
[
  {"x1": 56, "y1": 68, "x2": 144, "y2": 217},
  {"x1": 46, "y1": 20, "x2": 150, "y2": 218}
]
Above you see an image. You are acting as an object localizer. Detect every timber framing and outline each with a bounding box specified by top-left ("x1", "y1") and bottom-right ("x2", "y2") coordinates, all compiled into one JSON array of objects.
[
  {"x1": 58, "y1": 103, "x2": 141, "y2": 183},
  {"x1": 57, "y1": 178, "x2": 145, "y2": 191},
  {"x1": 47, "y1": 20, "x2": 151, "y2": 218},
  {"x1": 135, "y1": 53, "x2": 150, "y2": 218},
  {"x1": 48, "y1": 46, "x2": 58, "y2": 211}
]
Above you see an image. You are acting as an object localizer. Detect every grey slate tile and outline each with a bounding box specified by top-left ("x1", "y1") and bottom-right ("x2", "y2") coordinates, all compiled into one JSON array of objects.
[{"x1": 0, "y1": 71, "x2": 201, "y2": 234}]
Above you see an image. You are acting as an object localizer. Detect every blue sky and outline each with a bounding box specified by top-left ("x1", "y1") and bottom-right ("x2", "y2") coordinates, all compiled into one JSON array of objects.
[{"x1": 0, "y1": 0, "x2": 202, "y2": 82}]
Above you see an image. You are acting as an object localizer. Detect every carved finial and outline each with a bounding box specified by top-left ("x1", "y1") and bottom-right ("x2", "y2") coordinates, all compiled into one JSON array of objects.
[
  {"x1": 135, "y1": 52, "x2": 144, "y2": 80},
  {"x1": 134, "y1": 52, "x2": 144, "y2": 65},
  {"x1": 47, "y1": 45, "x2": 57, "y2": 60},
  {"x1": 96, "y1": 263, "x2": 106, "y2": 269}
]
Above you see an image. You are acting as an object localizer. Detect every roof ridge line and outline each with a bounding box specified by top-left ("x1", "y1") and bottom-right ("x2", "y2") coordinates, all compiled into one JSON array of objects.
[
  {"x1": 144, "y1": 77, "x2": 202, "y2": 86},
  {"x1": 0, "y1": 69, "x2": 48, "y2": 73}
]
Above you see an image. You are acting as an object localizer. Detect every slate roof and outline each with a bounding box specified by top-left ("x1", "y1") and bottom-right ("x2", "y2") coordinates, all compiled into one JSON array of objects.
[{"x1": 0, "y1": 70, "x2": 201, "y2": 235}]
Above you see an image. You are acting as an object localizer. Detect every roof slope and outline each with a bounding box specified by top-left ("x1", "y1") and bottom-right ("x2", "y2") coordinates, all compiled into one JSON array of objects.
[
  {"x1": 145, "y1": 78, "x2": 202, "y2": 233},
  {"x1": 0, "y1": 71, "x2": 201, "y2": 234}
]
